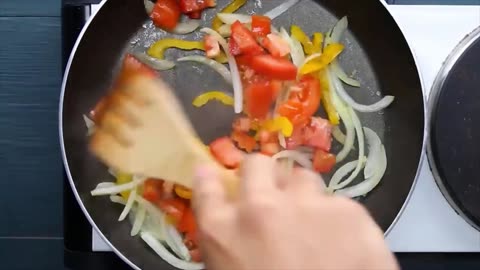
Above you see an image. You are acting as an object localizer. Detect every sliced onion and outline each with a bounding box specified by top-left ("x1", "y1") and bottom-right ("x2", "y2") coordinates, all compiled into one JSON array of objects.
[
  {"x1": 118, "y1": 187, "x2": 137, "y2": 221},
  {"x1": 330, "y1": 70, "x2": 395, "y2": 113},
  {"x1": 91, "y1": 177, "x2": 145, "y2": 196},
  {"x1": 133, "y1": 52, "x2": 175, "y2": 71},
  {"x1": 165, "y1": 222, "x2": 191, "y2": 261},
  {"x1": 326, "y1": 159, "x2": 365, "y2": 193},
  {"x1": 264, "y1": 0, "x2": 300, "y2": 19},
  {"x1": 272, "y1": 150, "x2": 313, "y2": 169},
  {"x1": 363, "y1": 128, "x2": 382, "y2": 179},
  {"x1": 279, "y1": 28, "x2": 304, "y2": 67},
  {"x1": 131, "y1": 205, "x2": 146, "y2": 236},
  {"x1": 331, "y1": 61, "x2": 360, "y2": 87},
  {"x1": 278, "y1": 133, "x2": 287, "y2": 149},
  {"x1": 301, "y1": 53, "x2": 323, "y2": 68},
  {"x1": 141, "y1": 214, "x2": 166, "y2": 241},
  {"x1": 144, "y1": 0, "x2": 154, "y2": 15},
  {"x1": 94, "y1": 182, "x2": 115, "y2": 189},
  {"x1": 108, "y1": 168, "x2": 118, "y2": 177},
  {"x1": 218, "y1": 24, "x2": 232, "y2": 37},
  {"x1": 328, "y1": 69, "x2": 355, "y2": 162},
  {"x1": 83, "y1": 114, "x2": 95, "y2": 136},
  {"x1": 141, "y1": 232, "x2": 205, "y2": 270},
  {"x1": 216, "y1": 13, "x2": 251, "y2": 24},
  {"x1": 109, "y1": 195, "x2": 126, "y2": 205},
  {"x1": 332, "y1": 125, "x2": 346, "y2": 145},
  {"x1": 201, "y1": 28, "x2": 243, "y2": 113},
  {"x1": 172, "y1": 21, "x2": 200, "y2": 35},
  {"x1": 178, "y1": 55, "x2": 232, "y2": 84},
  {"x1": 330, "y1": 107, "x2": 365, "y2": 190},
  {"x1": 335, "y1": 145, "x2": 387, "y2": 198},
  {"x1": 136, "y1": 196, "x2": 166, "y2": 224},
  {"x1": 330, "y1": 16, "x2": 348, "y2": 44}
]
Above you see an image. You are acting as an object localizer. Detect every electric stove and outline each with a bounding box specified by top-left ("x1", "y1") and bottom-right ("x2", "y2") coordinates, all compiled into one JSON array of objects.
[{"x1": 63, "y1": 1, "x2": 480, "y2": 269}]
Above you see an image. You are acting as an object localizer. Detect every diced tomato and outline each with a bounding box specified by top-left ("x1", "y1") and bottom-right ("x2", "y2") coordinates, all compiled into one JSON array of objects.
[
  {"x1": 251, "y1": 15, "x2": 271, "y2": 37},
  {"x1": 142, "y1": 178, "x2": 164, "y2": 203},
  {"x1": 278, "y1": 75, "x2": 321, "y2": 125},
  {"x1": 244, "y1": 80, "x2": 276, "y2": 119},
  {"x1": 179, "y1": 0, "x2": 216, "y2": 13},
  {"x1": 249, "y1": 55, "x2": 297, "y2": 80},
  {"x1": 231, "y1": 21, "x2": 264, "y2": 56},
  {"x1": 204, "y1": 35, "x2": 220, "y2": 58},
  {"x1": 285, "y1": 126, "x2": 304, "y2": 149},
  {"x1": 304, "y1": 117, "x2": 332, "y2": 152},
  {"x1": 231, "y1": 131, "x2": 257, "y2": 152},
  {"x1": 313, "y1": 150, "x2": 336, "y2": 173},
  {"x1": 261, "y1": 142, "x2": 280, "y2": 156},
  {"x1": 262, "y1": 34, "x2": 291, "y2": 58},
  {"x1": 232, "y1": 117, "x2": 252, "y2": 132},
  {"x1": 187, "y1": 11, "x2": 202, "y2": 19},
  {"x1": 150, "y1": 0, "x2": 181, "y2": 30},
  {"x1": 229, "y1": 37, "x2": 242, "y2": 56},
  {"x1": 177, "y1": 207, "x2": 196, "y2": 233},
  {"x1": 157, "y1": 198, "x2": 187, "y2": 223},
  {"x1": 210, "y1": 137, "x2": 244, "y2": 168},
  {"x1": 189, "y1": 249, "x2": 203, "y2": 262}
]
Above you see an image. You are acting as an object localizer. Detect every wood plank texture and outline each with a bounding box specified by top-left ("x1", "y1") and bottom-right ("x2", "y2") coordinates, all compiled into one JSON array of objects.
[
  {"x1": 0, "y1": 0, "x2": 60, "y2": 16},
  {"x1": 0, "y1": 17, "x2": 63, "y2": 237}
]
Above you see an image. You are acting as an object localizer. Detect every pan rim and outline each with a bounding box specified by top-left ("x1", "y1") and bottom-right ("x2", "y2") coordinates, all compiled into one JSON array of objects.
[{"x1": 59, "y1": 0, "x2": 427, "y2": 268}]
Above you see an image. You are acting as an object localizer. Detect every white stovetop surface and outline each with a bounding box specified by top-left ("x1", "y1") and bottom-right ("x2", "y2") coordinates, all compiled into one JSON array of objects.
[{"x1": 91, "y1": 4, "x2": 480, "y2": 253}]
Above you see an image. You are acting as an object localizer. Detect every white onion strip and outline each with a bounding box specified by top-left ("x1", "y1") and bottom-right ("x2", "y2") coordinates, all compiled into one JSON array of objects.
[
  {"x1": 136, "y1": 196, "x2": 166, "y2": 224},
  {"x1": 330, "y1": 108, "x2": 365, "y2": 190},
  {"x1": 144, "y1": 0, "x2": 154, "y2": 15},
  {"x1": 363, "y1": 128, "x2": 382, "y2": 179},
  {"x1": 201, "y1": 28, "x2": 243, "y2": 113},
  {"x1": 133, "y1": 52, "x2": 175, "y2": 71},
  {"x1": 83, "y1": 114, "x2": 95, "y2": 136},
  {"x1": 131, "y1": 205, "x2": 146, "y2": 236},
  {"x1": 165, "y1": 223, "x2": 191, "y2": 261},
  {"x1": 272, "y1": 150, "x2": 313, "y2": 169},
  {"x1": 330, "y1": 72, "x2": 395, "y2": 113},
  {"x1": 172, "y1": 21, "x2": 200, "y2": 35},
  {"x1": 178, "y1": 55, "x2": 232, "y2": 84},
  {"x1": 332, "y1": 125, "x2": 346, "y2": 145},
  {"x1": 264, "y1": 0, "x2": 300, "y2": 19},
  {"x1": 94, "y1": 182, "x2": 115, "y2": 189},
  {"x1": 335, "y1": 145, "x2": 387, "y2": 198},
  {"x1": 118, "y1": 187, "x2": 137, "y2": 221},
  {"x1": 91, "y1": 177, "x2": 145, "y2": 196},
  {"x1": 279, "y1": 28, "x2": 304, "y2": 67},
  {"x1": 109, "y1": 195, "x2": 126, "y2": 205},
  {"x1": 331, "y1": 61, "x2": 360, "y2": 87},
  {"x1": 141, "y1": 232, "x2": 205, "y2": 270},
  {"x1": 329, "y1": 16, "x2": 348, "y2": 44},
  {"x1": 326, "y1": 159, "x2": 365, "y2": 193},
  {"x1": 328, "y1": 69, "x2": 355, "y2": 162}
]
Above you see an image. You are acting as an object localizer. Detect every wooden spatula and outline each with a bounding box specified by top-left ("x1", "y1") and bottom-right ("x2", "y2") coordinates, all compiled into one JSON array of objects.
[{"x1": 89, "y1": 74, "x2": 239, "y2": 194}]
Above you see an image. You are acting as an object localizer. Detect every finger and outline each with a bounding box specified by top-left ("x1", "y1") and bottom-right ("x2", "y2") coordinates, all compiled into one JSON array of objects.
[
  {"x1": 192, "y1": 165, "x2": 229, "y2": 217},
  {"x1": 240, "y1": 154, "x2": 277, "y2": 198},
  {"x1": 287, "y1": 167, "x2": 325, "y2": 195}
]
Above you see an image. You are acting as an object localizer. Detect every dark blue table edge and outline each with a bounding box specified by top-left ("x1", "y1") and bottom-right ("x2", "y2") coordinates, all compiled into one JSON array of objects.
[{"x1": 62, "y1": 0, "x2": 480, "y2": 269}]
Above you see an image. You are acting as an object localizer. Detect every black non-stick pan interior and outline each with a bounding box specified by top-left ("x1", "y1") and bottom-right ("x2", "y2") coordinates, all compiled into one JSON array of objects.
[{"x1": 61, "y1": 0, "x2": 424, "y2": 269}]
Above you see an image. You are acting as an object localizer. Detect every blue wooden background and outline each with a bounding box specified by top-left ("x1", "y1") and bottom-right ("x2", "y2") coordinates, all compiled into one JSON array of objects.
[
  {"x1": 0, "y1": 0, "x2": 63, "y2": 269},
  {"x1": 0, "y1": 0, "x2": 478, "y2": 269}
]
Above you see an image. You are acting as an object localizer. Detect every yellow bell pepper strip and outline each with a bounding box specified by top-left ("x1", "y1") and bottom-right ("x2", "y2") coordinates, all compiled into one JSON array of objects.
[
  {"x1": 192, "y1": 91, "x2": 234, "y2": 107},
  {"x1": 299, "y1": 43, "x2": 344, "y2": 75},
  {"x1": 291, "y1": 25, "x2": 315, "y2": 55},
  {"x1": 212, "y1": 0, "x2": 248, "y2": 31},
  {"x1": 148, "y1": 39, "x2": 228, "y2": 64},
  {"x1": 174, "y1": 185, "x2": 193, "y2": 200},
  {"x1": 261, "y1": 116, "x2": 294, "y2": 137},
  {"x1": 312, "y1": 32, "x2": 324, "y2": 53},
  {"x1": 318, "y1": 71, "x2": 340, "y2": 125},
  {"x1": 116, "y1": 173, "x2": 133, "y2": 200}
]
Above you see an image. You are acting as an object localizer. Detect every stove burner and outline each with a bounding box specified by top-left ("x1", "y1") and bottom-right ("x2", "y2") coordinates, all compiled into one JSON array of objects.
[{"x1": 428, "y1": 26, "x2": 480, "y2": 231}]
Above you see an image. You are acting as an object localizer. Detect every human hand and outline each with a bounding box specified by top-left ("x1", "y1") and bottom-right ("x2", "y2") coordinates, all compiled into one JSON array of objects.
[{"x1": 192, "y1": 154, "x2": 399, "y2": 270}]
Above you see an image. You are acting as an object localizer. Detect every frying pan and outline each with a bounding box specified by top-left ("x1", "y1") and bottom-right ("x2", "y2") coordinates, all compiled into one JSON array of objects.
[{"x1": 60, "y1": 0, "x2": 426, "y2": 269}]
